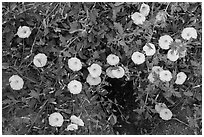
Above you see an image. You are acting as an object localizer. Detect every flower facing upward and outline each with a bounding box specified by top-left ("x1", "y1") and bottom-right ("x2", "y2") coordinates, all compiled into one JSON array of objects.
[
  {"x1": 131, "y1": 12, "x2": 146, "y2": 25},
  {"x1": 155, "y1": 103, "x2": 167, "y2": 113},
  {"x1": 86, "y1": 74, "x2": 101, "y2": 86},
  {"x1": 67, "y1": 80, "x2": 82, "y2": 94},
  {"x1": 167, "y1": 49, "x2": 179, "y2": 62},
  {"x1": 159, "y1": 70, "x2": 172, "y2": 82},
  {"x1": 181, "y1": 27, "x2": 197, "y2": 40},
  {"x1": 106, "y1": 54, "x2": 120, "y2": 66},
  {"x1": 48, "y1": 112, "x2": 64, "y2": 127},
  {"x1": 159, "y1": 108, "x2": 173, "y2": 120},
  {"x1": 152, "y1": 66, "x2": 163, "y2": 75},
  {"x1": 158, "y1": 35, "x2": 173, "y2": 49},
  {"x1": 175, "y1": 72, "x2": 187, "y2": 85},
  {"x1": 131, "y1": 51, "x2": 145, "y2": 65},
  {"x1": 140, "y1": 3, "x2": 150, "y2": 17},
  {"x1": 143, "y1": 43, "x2": 156, "y2": 56},
  {"x1": 9, "y1": 75, "x2": 24, "y2": 90},
  {"x1": 106, "y1": 67, "x2": 115, "y2": 78},
  {"x1": 17, "y1": 26, "x2": 32, "y2": 38},
  {"x1": 112, "y1": 66, "x2": 125, "y2": 78},
  {"x1": 33, "y1": 53, "x2": 47, "y2": 67},
  {"x1": 68, "y1": 57, "x2": 82, "y2": 71},
  {"x1": 88, "y1": 63, "x2": 102, "y2": 78},
  {"x1": 66, "y1": 123, "x2": 78, "y2": 131},
  {"x1": 70, "y1": 115, "x2": 84, "y2": 126}
]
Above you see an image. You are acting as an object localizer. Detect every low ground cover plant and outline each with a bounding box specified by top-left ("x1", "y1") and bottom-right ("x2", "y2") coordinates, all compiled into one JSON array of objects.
[{"x1": 2, "y1": 2, "x2": 202, "y2": 135}]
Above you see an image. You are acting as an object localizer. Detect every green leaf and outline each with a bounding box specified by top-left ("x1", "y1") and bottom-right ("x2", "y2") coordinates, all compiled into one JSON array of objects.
[
  {"x1": 114, "y1": 22, "x2": 124, "y2": 35},
  {"x1": 183, "y1": 91, "x2": 193, "y2": 97},
  {"x1": 29, "y1": 90, "x2": 40, "y2": 101}
]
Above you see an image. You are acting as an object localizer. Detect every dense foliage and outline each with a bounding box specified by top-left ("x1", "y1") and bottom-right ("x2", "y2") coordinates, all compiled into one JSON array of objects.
[{"x1": 2, "y1": 2, "x2": 202, "y2": 135}]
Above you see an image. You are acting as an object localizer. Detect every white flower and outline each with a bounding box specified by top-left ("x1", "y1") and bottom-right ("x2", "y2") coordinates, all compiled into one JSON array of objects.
[
  {"x1": 159, "y1": 108, "x2": 173, "y2": 120},
  {"x1": 86, "y1": 74, "x2": 101, "y2": 86},
  {"x1": 17, "y1": 26, "x2": 32, "y2": 38},
  {"x1": 48, "y1": 112, "x2": 64, "y2": 127},
  {"x1": 131, "y1": 51, "x2": 145, "y2": 65},
  {"x1": 70, "y1": 115, "x2": 84, "y2": 126},
  {"x1": 68, "y1": 57, "x2": 82, "y2": 71},
  {"x1": 140, "y1": 3, "x2": 150, "y2": 17},
  {"x1": 9, "y1": 75, "x2": 24, "y2": 90},
  {"x1": 181, "y1": 27, "x2": 197, "y2": 40},
  {"x1": 155, "y1": 103, "x2": 167, "y2": 113},
  {"x1": 88, "y1": 63, "x2": 102, "y2": 78},
  {"x1": 158, "y1": 35, "x2": 173, "y2": 49},
  {"x1": 167, "y1": 49, "x2": 179, "y2": 62},
  {"x1": 155, "y1": 11, "x2": 167, "y2": 22},
  {"x1": 106, "y1": 54, "x2": 120, "y2": 66},
  {"x1": 131, "y1": 12, "x2": 146, "y2": 25},
  {"x1": 66, "y1": 123, "x2": 78, "y2": 131},
  {"x1": 106, "y1": 67, "x2": 115, "y2": 78},
  {"x1": 33, "y1": 53, "x2": 47, "y2": 67},
  {"x1": 152, "y1": 66, "x2": 163, "y2": 74},
  {"x1": 143, "y1": 43, "x2": 156, "y2": 56},
  {"x1": 112, "y1": 66, "x2": 125, "y2": 78},
  {"x1": 68, "y1": 80, "x2": 82, "y2": 94},
  {"x1": 148, "y1": 72, "x2": 155, "y2": 83},
  {"x1": 159, "y1": 70, "x2": 172, "y2": 82},
  {"x1": 175, "y1": 72, "x2": 187, "y2": 85}
]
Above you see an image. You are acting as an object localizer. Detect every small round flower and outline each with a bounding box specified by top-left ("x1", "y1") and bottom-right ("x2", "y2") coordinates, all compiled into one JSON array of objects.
[
  {"x1": 68, "y1": 57, "x2": 82, "y2": 71},
  {"x1": 9, "y1": 75, "x2": 24, "y2": 90},
  {"x1": 17, "y1": 26, "x2": 32, "y2": 38},
  {"x1": 148, "y1": 72, "x2": 155, "y2": 83},
  {"x1": 88, "y1": 63, "x2": 102, "y2": 78},
  {"x1": 175, "y1": 72, "x2": 187, "y2": 85},
  {"x1": 140, "y1": 3, "x2": 150, "y2": 17},
  {"x1": 131, "y1": 12, "x2": 146, "y2": 25},
  {"x1": 155, "y1": 103, "x2": 167, "y2": 113},
  {"x1": 70, "y1": 115, "x2": 84, "y2": 126},
  {"x1": 33, "y1": 53, "x2": 47, "y2": 67},
  {"x1": 181, "y1": 27, "x2": 197, "y2": 40},
  {"x1": 143, "y1": 43, "x2": 156, "y2": 56},
  {"x1": 66, "y1": 123, "x2": 78, "y2": 131},
  {"x1": 159, "y1": 108, "x2": 173, "y2": 120},
  {"x1": 86, "y1": 74, "x2": 101, "y2": 86},
  {"x1": 167, "y1": 49, "x2": 179, "y2": 62},
  {"x1": 68, "y1": 80, "x2": 82, "y2": 94},
  {"x1": 159, "y1": 70, "x2": 172, "y2": 82},
  {"x1": 131, "y1": 51, "x2": 145, "y2": 65},
  {"x1": 106, "y1": 67, "x2": 115, "y2": 78},
  {"x1": 112, "y1": 66, "x2": 125, "y2": 79},
  {"x1": 48, "y1": 112, "x2": 64, "y2": 127},
  {"x1": 106, "y1": 54, "x2": 120, "y2": 66},
  {"x1": 158, "y1": 35, "x2": 173, "y2": 49},
  {"x1": 152, "y1": 66, "x2": 163, "y2": 74}
]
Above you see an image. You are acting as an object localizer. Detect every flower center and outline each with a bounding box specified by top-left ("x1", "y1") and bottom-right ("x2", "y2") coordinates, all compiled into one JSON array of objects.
[
  {"x1": 55, "y1": 118, "x2": 59, "y2": 121},
  {"x1": 164, "y1": 40, "x2": 168, "y2": 43},
  {"x1": 73, "y1": 85, "x2": 77, "y2": 88}
]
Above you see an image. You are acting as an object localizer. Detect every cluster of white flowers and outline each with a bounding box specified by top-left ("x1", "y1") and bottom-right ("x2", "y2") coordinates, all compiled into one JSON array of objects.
[
  {"x1": 131, "y1": 3, "x2": 150, "y2": 25},
  {"x1": 48, "y1": 112, "x2": 84, "y2": 131},
  {"x1": 105, "y1": 54, "x2": 125, "y2": 79},
  {"x1": 155, "y1": 103, "x2": 173, "y2": 120},
  {"x1": 66, "y1": 115, "x2": 84, "y2": 131}
]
